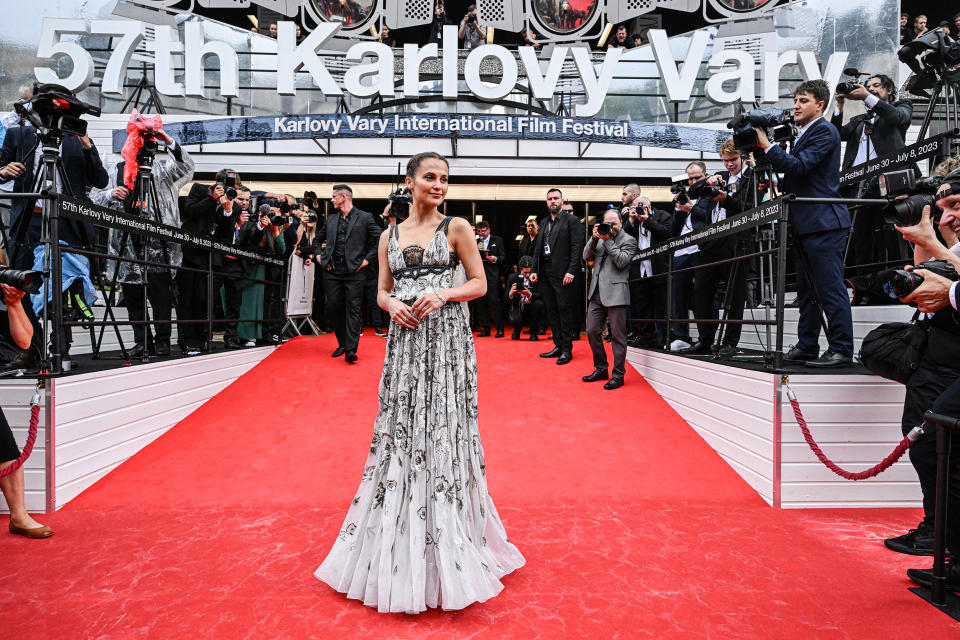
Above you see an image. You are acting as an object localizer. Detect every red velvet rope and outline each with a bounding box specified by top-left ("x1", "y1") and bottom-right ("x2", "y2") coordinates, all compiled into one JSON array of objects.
[
  {"x1": 787, "y1": 385, "x2": 917, "y2": 481},
  {"x1": 0, "y1": 403, "x2": 40, "y2": 479}
]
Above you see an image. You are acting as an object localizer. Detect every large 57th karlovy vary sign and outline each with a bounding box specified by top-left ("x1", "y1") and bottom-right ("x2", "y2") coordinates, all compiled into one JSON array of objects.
[{"x1": 37, "y1": 19, "x2": 849, "y2": 118}]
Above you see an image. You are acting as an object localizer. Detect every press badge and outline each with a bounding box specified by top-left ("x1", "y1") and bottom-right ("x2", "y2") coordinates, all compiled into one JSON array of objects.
[{"x1": 544, "y1": 243, "x2": 551, "y2": 256}]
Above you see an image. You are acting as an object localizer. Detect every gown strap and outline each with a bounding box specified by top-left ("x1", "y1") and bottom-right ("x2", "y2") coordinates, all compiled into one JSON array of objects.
[{"x1": 436, "y1": 216, "x2": 453, "y2": 235}]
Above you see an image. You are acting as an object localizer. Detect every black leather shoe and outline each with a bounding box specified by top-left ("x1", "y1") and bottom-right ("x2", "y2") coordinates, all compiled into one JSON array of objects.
[
  {"x1": 716, "y1": 344, "x2": 738, "y2": 358},
  {"x1": 885, "y1": 522, "x2": 939, "y2": 556},
  {"x1": 128, "y1": 344, "x2": 150, "y2": 359},
  {"x1": 528, "y1": 334, "x2": 539, "y2": 341},
  {"x1": 345, "y1": 351, "x2": 358, "y2": 363},
  {"x1": 805, "y1": 350, "x2": 852, "y2": 368},
  {"x1": 682, "y1": 341, "x2": 713, "y2": 355},
  {"x1": 906, "y1": 559, "x2": 960, "y2": 591},
  {"x1": 511, "y1": 331, "x2": 521, "y2": 340},
  {"x1": 556, "y1": 351, "x2": 572, "y2": 365},
  {"x1": 154, "y1": 341, "x2": 171, "y2": 356},
  {"x1": 4, "y1": 352, "x2": 37, "y2": 371},
  {"x1": 582, "y1": 368, "x2": 609, "y2": 382},
  {"x1": 224, "y1": 338, "x2": 243, "y2": 350},
  {"x1": 784, "y1": 346, "x2": 818, "y2": 362},
  {"x1": 603, "y1": 378, "x2": 624, "y2": 390},
  {"x1": 476, "y1": 329, "x2": 491, "y2": 337},
  {"x1": 494, "y1": 330, "x2": 505, "y2": 338},
  {"x1": 332, "y1": 347, "x2": 346, "y2": 358},
  {"x1": 540, "y1": 347, "x2": 562, "y2": 358}
]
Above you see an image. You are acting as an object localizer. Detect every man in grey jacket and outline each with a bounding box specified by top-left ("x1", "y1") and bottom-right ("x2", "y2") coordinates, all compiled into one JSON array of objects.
[{"x1": 582, "y1": 208, "x2": 637, "y2": 390}]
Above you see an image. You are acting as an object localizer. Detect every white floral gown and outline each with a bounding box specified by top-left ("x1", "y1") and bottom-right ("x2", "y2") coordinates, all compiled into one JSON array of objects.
[{"x1": 315, "y1": 217, "x2": 524, "y2": 613}]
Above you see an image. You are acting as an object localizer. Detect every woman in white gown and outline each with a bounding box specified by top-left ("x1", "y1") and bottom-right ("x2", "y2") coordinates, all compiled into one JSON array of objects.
[{"x1": 315, "y1": 152, "x2": 524, "y2": 613}]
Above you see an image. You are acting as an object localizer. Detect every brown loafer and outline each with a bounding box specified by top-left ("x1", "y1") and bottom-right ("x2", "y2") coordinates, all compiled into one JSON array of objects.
[{"x1": 9, "y1": 521, "x2": 53, "y2": 539}]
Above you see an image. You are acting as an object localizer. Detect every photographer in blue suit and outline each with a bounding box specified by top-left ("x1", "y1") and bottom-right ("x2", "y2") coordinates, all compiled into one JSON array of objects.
[{"x1": 756, "y1": 79, "x2": 854, "y2": 367}]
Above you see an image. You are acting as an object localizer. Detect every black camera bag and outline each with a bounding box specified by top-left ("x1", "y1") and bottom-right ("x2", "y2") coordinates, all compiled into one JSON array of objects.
[{"x1": 857, "y1": 312, "x2": 927, "y2": 384}]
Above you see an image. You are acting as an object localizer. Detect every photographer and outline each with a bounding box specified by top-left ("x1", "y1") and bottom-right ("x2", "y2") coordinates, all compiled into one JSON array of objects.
[
  {"x1": 582, "y1": 208, "x2": 637, "y2": 390},
  {"x1": 623, "y1": 195, "x2": 672, "y2": 348},
  {"x1": 833, "y1": 75, "x2": 913, "y2": 299},
  {"x1": 505, "y1": 255, "x2": 543, "y2": 340},
  {"x1": 756, "y1": 79, "x2": 854, "y2": 367},
  {"x1": 668, "y1": 162, "x2": 711, "y2": 351},
  {"x1": 180, "y1": 168, "x2": 241, "y2": 353},
  {"x1": 458, "y1": 4, "x2": 486, "y2": 50},
  {"x1": 881, "y1": 173, "x2": 960, "y2": 591},
  {"x1": 0, "y1": 262, "x2": 51, "y2": 538},
  {"x1": 475, "y1": 220, "x2": 505, "y2": 337},
  {"x1": 685, "y1": 139, "x2": 752, "y2": 357},
  {"x1": 90, "y1": 115, "x2": 194, "y2": 358},
  {"x1": 0, "y1": 85, "x2": 107, "y2": 367},
  {"x1": 428, "y1": 2, "x2": 448, "y2": 45},
  {"x1": 212, "y1": 182, "x2": 255, "y2": 350}
]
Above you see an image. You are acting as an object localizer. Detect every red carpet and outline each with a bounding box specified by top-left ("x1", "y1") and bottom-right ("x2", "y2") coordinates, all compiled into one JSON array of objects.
[{"x1": 1, "y1": 333, "x2": 956, "y2": 638}]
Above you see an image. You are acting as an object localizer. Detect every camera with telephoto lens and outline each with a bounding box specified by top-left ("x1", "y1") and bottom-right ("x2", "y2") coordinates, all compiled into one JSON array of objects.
[
  {"x1": 687, "y1": 176, "x2": 728, "y2": 200},
  {"x1": 671, "y1": 184, "x2": 690, "y2": 206},
  {"x1": 727, "y1": 107, "x2": 799, "y2": 152},
  {"x1": 305, "y1": 213, "x2": 318, "y2": 223},
  {"x1": 877, "y1": 259, "x2": 959, "y2": 299},
  {"x1": 258, "y1": 203, "x2": 289, "y2": 227},
  {"x1": 596, "y1": 221, "x2": 613, "y2": 236},
  {"x1": 466, "y1": 12, "x2": 476, "y2": 23},
  {"x1": 868, "y1": 168, "x2": 947, "y2": 226},
  {"x1": 388, "y1": 187, "x2": 412, "y2": 222},
  {"x1": 0, "y1": 265, "x2": 43, "y2": 294},
  {"x1": 835, "y1": 67, "x2": 867, "y2": 96},
  {"x1": 222, "y1": 176, "x2": 238, "y2": 200},
  {"x1": 13, "y1": 83, "x2": 101, "y2": 139}
]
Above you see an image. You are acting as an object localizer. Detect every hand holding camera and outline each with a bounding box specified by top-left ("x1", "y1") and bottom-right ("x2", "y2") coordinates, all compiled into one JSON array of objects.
[
  {"x1": 0, "y1": 283, "x2": 26, "y2": 308},
  {"x1": 239, "y1": 211, "x2": 250, "y2": 224},
  {"x1": 897, "y1": 262, "x2": 958, "y2": 313},
  {"x1": 111, "y1": 186, "x2": 130, "y2": 201},
  {"x1": 593, "y1": 222, "x2": 612, "y2": 240}
]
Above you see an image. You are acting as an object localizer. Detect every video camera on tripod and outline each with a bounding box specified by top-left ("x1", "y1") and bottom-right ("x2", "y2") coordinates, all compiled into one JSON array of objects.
[
  {"x1": 13, "y1": 83, "x2": 100, "y2": 140},
  {"x1": 899, "y1": 29, "x2": 960, "y2": 98},
  {"x1": 727, "y1": 107, "x2": 799, "y2": 153}
]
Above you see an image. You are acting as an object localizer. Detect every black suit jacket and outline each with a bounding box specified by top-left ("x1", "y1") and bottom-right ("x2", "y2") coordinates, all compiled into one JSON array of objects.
[
  {"x1": 316, "y1": 206, "x2": 382, "y2": 273},
  {"x1": 623, "y1": 207, "x2": 673, "y2": 274},
  {"x1": 0, "y1": 126, "x2": 107, "y2": 249},
  {"x1": 831, "y1": 98, "x2": 913, "y2": 170},
  {"x1": 532, "y1": 211, "x2": 585, "y2": 280},
  {"x1": 479, "y1": 234, "x2": 505, "y2": 280},
  {"x1": 182, "y1": 182, "x2": 222, "y2": 265},
  {"x1": 504, "y1": 271, "x2": 540, "y2": 307}
]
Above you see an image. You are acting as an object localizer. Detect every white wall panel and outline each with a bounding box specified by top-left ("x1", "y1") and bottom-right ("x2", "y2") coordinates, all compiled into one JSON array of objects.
[
  {"x1": 0, "y1": 380, "x2": 49, "y2": 513},
  {"x1": 627, "y1": 348, "x2": 920, "y2": 509},
  {"x1": 51, "y1": 347, "x2": 275, "y2": 510}
]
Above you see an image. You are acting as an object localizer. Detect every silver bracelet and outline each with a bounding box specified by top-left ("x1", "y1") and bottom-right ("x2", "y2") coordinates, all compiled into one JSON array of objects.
[{"x1": 435, "y1": 291, "x2": 447, "y2": 305}]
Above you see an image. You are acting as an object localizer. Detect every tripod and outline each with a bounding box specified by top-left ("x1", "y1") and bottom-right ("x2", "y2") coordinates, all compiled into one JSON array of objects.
[
  {"x1": 916, "y1": 77, "x2": 960, "y2": 142},
  {"x1": 9, "y1": 132, "x2": 128, "y2": 374},
  {"x1": 99, "y1": 151, "x2": 179, "y2": 362}
]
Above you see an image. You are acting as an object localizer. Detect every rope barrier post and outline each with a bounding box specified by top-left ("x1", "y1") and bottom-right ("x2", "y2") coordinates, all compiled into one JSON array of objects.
[{"x1": 908, "y1": 411, "x2": 960, "y2": 619}]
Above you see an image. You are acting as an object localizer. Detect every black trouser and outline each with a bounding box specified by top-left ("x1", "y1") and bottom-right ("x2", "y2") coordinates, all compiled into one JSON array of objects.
[
  {"x1": 901, "y1": 326, "x2": 960, "y2": 533},
  {"x1": 325, "y1": 268, "x2": 364, "y2": 353},
  {"x1": 670, "y1": 252, "x2": 696, "y2": 341},
  {"x1": 263, "y1": 264, "x2": 285, "y2": 338},
  {"x1": 509, "y1": 299, "x2": 544, "y2": 335},
  {"x1": 628, "y1": 261, "x2": 666, "y2": 346},
  {"x1": 216, "y1": 258, "x2": 245, "y2": 341},
  {"x1": 476, "y1": 276, "x2": 503, "y2": 332},
  {"x1": 363, "y1": 271, "x2": 386, "y2": 330},
  {"x1": 916, "y1": 377, "x2": 960, "y2": 553},
  {"x1": 176, "y1": 258, "x2": 208, "y2": 347},
  {"x1": 311, "y1": 269, "x2": 330, "y2": 331},
  {"x1": 693, "y1": 242, "x2": 747, "y2": 348},
  {"x1": 539, "y1": 267, "x2": 578, "y2": 352},
  {"x1": 123, "y1": 272, "x2": 174, "y2": 347}
]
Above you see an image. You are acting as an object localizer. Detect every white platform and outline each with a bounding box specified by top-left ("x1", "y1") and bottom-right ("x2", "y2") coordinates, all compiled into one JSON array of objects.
[
  {"x1": 1, "y1": 346, "x2": 276, "y2": 513},
  {"x1": 626, "y1": 348, "x2": 915, "y2": 509}
]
